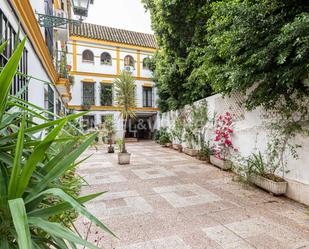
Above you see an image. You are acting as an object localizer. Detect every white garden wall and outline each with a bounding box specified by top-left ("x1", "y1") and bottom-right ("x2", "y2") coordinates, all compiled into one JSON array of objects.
[{"x1": 160, "y1": 93, "x2": 309, "y2": 206}]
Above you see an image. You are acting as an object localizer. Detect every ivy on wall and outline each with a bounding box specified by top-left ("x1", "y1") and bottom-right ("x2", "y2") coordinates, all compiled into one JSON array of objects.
[{"x1": 143, "y1": 0, "x2": 309, "y2": 114}]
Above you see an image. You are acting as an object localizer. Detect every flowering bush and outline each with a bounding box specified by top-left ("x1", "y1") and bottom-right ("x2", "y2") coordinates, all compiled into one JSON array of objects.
[{"x1": 213, "y1": 112, "x2": 237, "y2": 160}]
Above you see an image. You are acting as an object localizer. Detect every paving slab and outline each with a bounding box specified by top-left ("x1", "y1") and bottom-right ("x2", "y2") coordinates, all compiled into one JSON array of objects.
[{"x1": 76, "y1": 141, "x2": 309, "y2": 249}]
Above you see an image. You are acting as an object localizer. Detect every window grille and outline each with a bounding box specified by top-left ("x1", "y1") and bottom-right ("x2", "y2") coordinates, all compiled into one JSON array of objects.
[
  {"x1": 124, "y1": 55, "x2": 134, "y2": 68},
  {"x1": 143, "y1": 87, "x2": 153, "y2": 107},
  {"x1": 82, "y1": 82, "x2": 95, "y2": 105},
  {"x1": 101, "y1": 52, "x2": 112, "y2": 65},
  {"x1": 82, "y1": 49, "x2": 94, "y2": 62},
  {"x1": 100, "y1": 84, "x2": 113, "y2": 106},
  {"x1": 0, "y1": 9, "x2": 28, "y2": 101}
]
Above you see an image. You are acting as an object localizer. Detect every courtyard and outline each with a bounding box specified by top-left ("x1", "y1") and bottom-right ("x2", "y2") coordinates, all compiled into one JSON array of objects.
[{"x1": 76, "y1": 142, "x2": 309, "y2": 249}]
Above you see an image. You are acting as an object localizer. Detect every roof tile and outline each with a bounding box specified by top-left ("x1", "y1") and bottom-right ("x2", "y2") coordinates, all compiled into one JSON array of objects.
[{"x1": 70, "y1": 23, "x2": 157, "y2": 49}]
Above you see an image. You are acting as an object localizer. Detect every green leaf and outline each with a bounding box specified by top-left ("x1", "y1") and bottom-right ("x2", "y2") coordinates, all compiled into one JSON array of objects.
[
  {"x1": 0, "y1": 40, "x2": 8, "y2": 54},
  {"x1": 0, "y1": 38, "x2": 26, "y2": 121},
  {"x1": 0, "y1": 237, "x2": 9, "y2": 249},
  {"x1": 8, "y1": 114, "x2": 25, "y2": 199},
  {"x1": 28, "y1": 192, "x2": 105, "y2": 217},
  {"x1": 15, "y1": 120, "x2": 67, "y2": 197},
  {"x1": 8, "y1": 198, "x2": 32, "y2": 249},
  {"x1": 28, "y1": 188, "x2": 115, "y2": 237},
  {"x1": 28, "y1": 217, "x2": 100, "y2": 249},
  {"x1": 0, "y1": 111, "x2": 87, "y2": 145},
  {"x1": 0, "y1": 165, "x2": 8, "y2": 208},
  {"x1": 26, "y1": 133, "x2": 97, "y2": 200}
]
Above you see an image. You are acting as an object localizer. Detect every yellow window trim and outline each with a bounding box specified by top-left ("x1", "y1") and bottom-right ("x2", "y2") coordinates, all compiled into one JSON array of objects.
[
  {"x1": 81, "y1": 78, "x2": 96, "y2": 83},
  {"x1": 68, "y1": 105, "x2": 160, "y2": 111},
  {"x1": 143, "y1": 83, "x2": 153, "y2": 87},
  {"x1": 100, "y1": 80, "x2": 113, "y2": 84},
  {"x1": 116, "y1": 47, "x2": 120, "y2": 75},
  {"x1": 54, "y1": 0, "x2": 61, "y2": 9},
  {"x1": 10, "y1": 0, "x2": 58, "y2": 83},
  {"x1": 70, "y1": 36, "x2": 157, "y2": 52}
]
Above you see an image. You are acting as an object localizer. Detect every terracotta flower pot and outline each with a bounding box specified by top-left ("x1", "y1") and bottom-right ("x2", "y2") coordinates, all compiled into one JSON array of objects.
[
  {"x1": 249, "y1": 174, "x2": 287, "y2": 195},
  {"x1": 107, "y1": 146, "x2": 114, "y2": 153},
  {"x1": 210, "y1": 155, "x2": 231, "y2": 170}
]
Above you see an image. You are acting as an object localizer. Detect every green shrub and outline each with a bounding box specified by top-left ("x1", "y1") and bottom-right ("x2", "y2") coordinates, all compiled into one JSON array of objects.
[
  {"x1": 0, "y1": 39, "x2": 114, "y2": 248},
  {"x1": 197, "y1": 140, "x2": 214, "y2": 160},
  {"x1": 158, "y1": 128, "x2": 171, "y2": 145},
  {"x1": 154, "y1": 129, "x2": 161, "y2": 142}
]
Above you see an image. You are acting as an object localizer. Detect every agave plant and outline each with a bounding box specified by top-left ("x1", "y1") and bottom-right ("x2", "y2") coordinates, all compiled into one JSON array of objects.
[
  {"x1": 114, "y1": 70, "x2": 136, "y2": 153},
  {"x1": 0, "y1": 39, "x2": 114, "y2": 248}
]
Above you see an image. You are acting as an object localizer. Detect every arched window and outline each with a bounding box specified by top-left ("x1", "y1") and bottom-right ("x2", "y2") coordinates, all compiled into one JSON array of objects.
[
  {"x1": 124, "y1": 55, "x2": 135, "y2": 68},
  {"x1": 143, "y1": 57, "x2": 150, "y2": 69},
  {"x1": 101, "y1": 52, "x2": 112, "y2": 65},
  {"x1": 82, "y1": 50, "x2": 94, "y2": 62}
]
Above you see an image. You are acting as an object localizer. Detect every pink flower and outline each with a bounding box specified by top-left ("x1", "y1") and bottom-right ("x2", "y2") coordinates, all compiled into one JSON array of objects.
[
  {"x1": 224, "y1": 139, "x2": 232, "y2": 146},
  {"x1": 227, "y1": 128, "x2": 233, "y2": 133}
]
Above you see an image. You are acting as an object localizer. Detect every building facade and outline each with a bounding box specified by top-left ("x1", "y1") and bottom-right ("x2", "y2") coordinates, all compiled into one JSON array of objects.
[
  {"x1": 67, "y1": 23, "x2": 159, "y2": 139},
  {"x1": 0, "y1": 0, "x2": 93, "y2": 120}
]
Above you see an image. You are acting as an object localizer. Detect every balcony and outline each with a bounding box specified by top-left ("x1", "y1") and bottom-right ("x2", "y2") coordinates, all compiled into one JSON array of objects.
[{"x1": 55, "y1": 49, "x2": 73, "y2": 104}]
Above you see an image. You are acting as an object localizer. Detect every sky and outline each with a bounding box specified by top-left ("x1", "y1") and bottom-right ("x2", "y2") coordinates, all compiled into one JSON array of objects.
[{"x1": 84, "y1": 0, "x2": 153, "y2": 34}]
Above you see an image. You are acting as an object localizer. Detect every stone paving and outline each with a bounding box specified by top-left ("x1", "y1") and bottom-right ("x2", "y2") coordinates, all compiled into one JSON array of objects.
[{"x1": 76, "y1": 141, "x2": 309, "y2": 249}]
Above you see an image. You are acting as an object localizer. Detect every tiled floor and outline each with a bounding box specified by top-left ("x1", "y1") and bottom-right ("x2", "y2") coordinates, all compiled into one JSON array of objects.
[{"x1": 75, "y1": 141, "x2": 309, "y2": 249}]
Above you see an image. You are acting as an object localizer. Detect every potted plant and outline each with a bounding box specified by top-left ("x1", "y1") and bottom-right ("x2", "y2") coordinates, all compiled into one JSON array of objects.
[
  {"x1": 154, "y1": 129, "x2": 161, "y2": 143},
  {"x1": 114, "y1": 70, "x2": 136, "y2": 165},
  {"x1": 247, "y1": 152, "x2": 287, "y2": 195},
  {"x1": 102, "y1": 116, "x2": 116, "y2": 153},
  {"x1": 210, "y1": 112, "x2": 236, "y2": 170},
  {"x1": 171, "y1": 117, "x2": 184, "y2": 152},
  {"x1": 197, "y1": 140, "x2": 214, "y2": 163},
  {"x1": 159, "y1": 128, "x2": 172, "y2": 147},
  {"x1": 183, "y1": 126, "x2": 198, "y2": 156},
  {"x1": 81, "y1": 100, "x2": 92, "y2": 110}
]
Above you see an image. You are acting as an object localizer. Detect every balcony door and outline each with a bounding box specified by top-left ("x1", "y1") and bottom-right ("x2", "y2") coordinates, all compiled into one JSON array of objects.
[{"x1": 82, "y1": 82, "x2": 95, "y2": 106}]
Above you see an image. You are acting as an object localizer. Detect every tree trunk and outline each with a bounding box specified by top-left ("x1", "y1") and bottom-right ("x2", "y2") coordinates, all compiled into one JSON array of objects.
[{"x1": 122, "y1": 117, "x2": 127, "y2": 153}]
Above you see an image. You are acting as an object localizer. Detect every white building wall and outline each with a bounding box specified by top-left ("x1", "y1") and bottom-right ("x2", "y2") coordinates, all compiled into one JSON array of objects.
[
  {"x1": 67, "y1": 38, "x2": 158, "y2": 137},
  {"x1": 1, "y1": 1, "x2": 62, "y2": 115},
  {"x1": 160, "y1": 93, "x2": 309, "y2": 206}
]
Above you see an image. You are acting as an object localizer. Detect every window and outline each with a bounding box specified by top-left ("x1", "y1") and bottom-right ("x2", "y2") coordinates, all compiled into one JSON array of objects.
[
  {"x1": 44, "y1": 0, "x2": 54, "y2": 57},
  {"x1": 143, "y1": 57, "x2": 150, "y2": 69},
  {"x1": 143, "y1": 87, "x2": 153, "y2": 107},
  {"x1": 82, "y1": 115, "x2": 95, "y2": 130},
  {"x1": 100, "y1": 84, "x2": 113, "y2": 106},
  {"x1": 124, "y1": 55, "x2": 134, "y2": 68},
  {"x1": 56, "y1": 99, "x2": 62, "y2": 116},
  {"x1": 0, "y1": 9, "x2": 28, "y2": 101},
  {"x1": 44, "y1": 86, "x2": 54, "y2": 120},
  {"x1": 82, "y1": 82, "x2": 95, "y2": 105},
  {"x1": 82, "y1": 49, "x2": 94, "y2": 62},
  {"x1": 101, "y1": 114, "x2": 113, "y2": 124},
  {"x1": 101, "y1": 52, "x2": 112, "y2": 65}
]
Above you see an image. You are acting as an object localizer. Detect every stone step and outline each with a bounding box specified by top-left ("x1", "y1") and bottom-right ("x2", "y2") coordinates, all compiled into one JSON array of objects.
[{"x1": 125, "y1": 138, "x2": 139, "y2": 143}]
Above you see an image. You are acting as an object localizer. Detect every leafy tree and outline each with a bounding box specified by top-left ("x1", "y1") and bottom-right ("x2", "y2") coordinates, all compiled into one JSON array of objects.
[
  {"x1": 204, "y1": 0, "x2": 309, "y2": 110},
  {"x1": 114, "y1": 70, "x2": 136, "y2": 153},
  {"x1": 143, "y1": 0, "x2": 214, "y2": 112}
]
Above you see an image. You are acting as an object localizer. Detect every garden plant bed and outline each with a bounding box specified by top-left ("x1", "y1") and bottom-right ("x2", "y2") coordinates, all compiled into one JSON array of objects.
[
  {"x1": 210, "y1": 155, "x2": 231, "y2": 170},
  {"x1": 172, "y1": 144, "x2": 183, "y2": 152},
  {"x1": 249, "y1": 174, "x2": 287, "y2": 195},
  {"x1": 183, "y1": 147, "x2": 198, "y2": 157}
]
